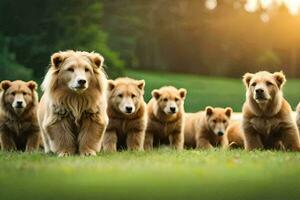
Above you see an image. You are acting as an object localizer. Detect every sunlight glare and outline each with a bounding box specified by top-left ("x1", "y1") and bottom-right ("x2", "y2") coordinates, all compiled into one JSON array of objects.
[{"x1": 205, "y1": 0, "x2": 218, "y2": 10}]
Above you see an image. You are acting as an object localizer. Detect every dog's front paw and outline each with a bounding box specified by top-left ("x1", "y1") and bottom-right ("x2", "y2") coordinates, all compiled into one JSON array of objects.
[
  {"x1": 58, "y1": 151, "x2": 72, "y2": 157},
  {"x1": 80, "y1": 149, "x2": 97, "y2": 156}
]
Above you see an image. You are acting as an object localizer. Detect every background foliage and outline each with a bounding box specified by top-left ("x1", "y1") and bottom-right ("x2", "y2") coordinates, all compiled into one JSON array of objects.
[{"x1": 0, "y1": 0, "x2": 300, "y2": 81}]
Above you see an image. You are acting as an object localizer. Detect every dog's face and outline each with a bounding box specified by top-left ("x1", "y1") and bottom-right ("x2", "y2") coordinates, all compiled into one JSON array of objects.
[
  {"x1": 50, "y1": 51, "x2": 104, "y2": 93},
  {"x1": 1, "y1": 80, "x2": 37, "y2": 115},
  {"x1": 108, "y1": 78, "x2": 145, "y2": 115},
  {"x1": 205, "y1": 107, "x2": 232, "y2": 137},
  {"x1": 243, "y1": 71, "x2": 286, "y2": 105},
  {"x1": 152, "y1": 86, "x2": 187, "y2": 115}
]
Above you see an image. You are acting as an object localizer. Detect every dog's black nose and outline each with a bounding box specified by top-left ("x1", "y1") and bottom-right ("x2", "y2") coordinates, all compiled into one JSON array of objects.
[
  {"x1": 125, "y1": 106, "x2": 133, "y2": 113},
  {"x1": 217, "y1": 131, "x2": 224, "y2": 136},
  {"x1": 16, "y1": 101, "x2": 23, "y2": 108},
  {"x1": 170, "y1": 107, "x2": 176, "y2": 113},
  {"x1": 77, "y1": 79, "x2": 86, "y2": 85},
  {"x1": 255, "y1": 88, "x2": 264, "y2": 94}
]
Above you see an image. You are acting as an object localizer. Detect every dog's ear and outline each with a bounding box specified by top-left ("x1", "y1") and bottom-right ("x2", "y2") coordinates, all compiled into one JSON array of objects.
[
  {"x1": 243, "y1": 73, "x2": 253, "y2": 88},
  {"x1": 273, "y1": 71, "x2": 286, "y2": 88},
  {"x1": 0, "y1": 80, "x2": 12, "y2": 91},
  {"x1": 108, "y1": 80, "x2": 115, "y2": 91},
  {"x1": 205, "y1": 106, "x2": 214, "y2": 117},
  {"x1": 152, "y1": 89, "x2": 161, "y2": 100},
  {"x1": 179, "y1": 88, "x2": 187, "y2": 99},
  {"x1": 225, "y1": 107, "x2": 232, "y2": 118},
  {"x1": 136, "y1": 80, "x2": 145, "y2": 91},
  {"x1": 51, "y1": 52, "x2": 66, "y2": 68},
  {"x1": 27, "y1": 81, "x2": 38, "y2": 91},
  {"x1": 89, "y1": 52, "x2": 104, "y2": 68}
]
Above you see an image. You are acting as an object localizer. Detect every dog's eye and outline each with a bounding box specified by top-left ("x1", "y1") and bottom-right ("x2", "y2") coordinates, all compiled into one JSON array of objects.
[
  {"x1": 163, "y1": 98, "x2": 168, "y2": 102},
  {"x1": 11, "y1": 92, "x2": 16, "y2": 96},
  {"x1": 118, "y1": 94, "x2": 123, "y2": 98},
  {"x1": 23, "y1": 92, "x2": 27, "y2": 95},
  {"x1": 251, "y1": 82, "x2": 256, "y2": 87},
  {"x1": 223, "y1": 120, "x2": 226, "y2": 123},
  {"x1": 67, "y1": 68, "x2": 74, "y2": 72},
  {"x1": 131, "y1": 94, "x2": 136, "y2": 98},
  {"x1": 213, "y1": 120, "x2": 217, "y2": 123},
  {"x1": 266, "y1": 81, "x2": 273, "y2": 86},
  {"x1": 175, "y1": 98, "x2": 179, "y2": 102},
  {"x1": 85, "y1": 68, "x2": 89, "y2": 72}
]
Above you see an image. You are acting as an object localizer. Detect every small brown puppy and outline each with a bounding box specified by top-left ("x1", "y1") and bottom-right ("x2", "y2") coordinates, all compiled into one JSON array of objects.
[
  {"x1": 38, "y1": 50, "x2": 108, "y2": 156},
  {"x1": 103, "y1": 77, "x2": 147, "y2": 151},
  {"x1": 0, "y1": 80, "x2": 40, "y2": 151},
  {"x1": 242, "y1": 71, "x2": 300, "y2": 151},
  {"x1": 296, "y1": 103, "x2": 300, "y2": 132},
  {"x1": 184, "y1": 107, "x2": 232, "y2": 149},
  {"x1": 144, "y1": 86, "x2": 187, "y2": 150},
  {"x1": 226, "y1": 121, "x2": 245, "y2": 149}
]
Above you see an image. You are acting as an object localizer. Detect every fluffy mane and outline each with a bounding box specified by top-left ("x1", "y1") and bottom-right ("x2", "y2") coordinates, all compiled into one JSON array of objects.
[{"x1": 41, "y1": 51, "x2": 107, "y2": 123}]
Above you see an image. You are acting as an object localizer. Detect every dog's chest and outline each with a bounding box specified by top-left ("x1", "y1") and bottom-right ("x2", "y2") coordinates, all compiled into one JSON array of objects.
[
  {"x1": 250, "y1": 117, "x2": 281, "y2": 135},
  {"x1": 5, "y1": 119, "x2": 31, "y2": 136}
]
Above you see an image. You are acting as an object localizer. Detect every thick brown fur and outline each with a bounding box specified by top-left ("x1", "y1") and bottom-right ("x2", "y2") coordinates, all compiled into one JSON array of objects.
[
  {"x1": 38, "y1": 50, "x2": 108, "y2": 156},
  {"x1": 103, "y1": 77, "x2": 147, "y2": 151},
  {"x1": 0, "y1": 80, "x2": 40, "y2": 151},
  {"x1": 144, "y1": 86, "x2": 187, "y2": 150},
  {"x1": 184, "y1": 107, "x2": 232, "y2": 149},
  {"x1": 226, "y1": 121, "x2": 245, "y2": 149},
  {"x1": 242, "y1": 71, "x2": 300, "y2": 151}
]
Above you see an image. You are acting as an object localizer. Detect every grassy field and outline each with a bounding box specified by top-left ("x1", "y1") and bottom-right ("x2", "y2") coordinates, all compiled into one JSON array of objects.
[
  {"x1": 125, "y1": 70, "x2": 300, "y2": 112},
  {"x1": 1, "y1": 70, "x2": 300, "y2": 200},
  {"x1": 1, "y1": 149, "x2": 300, "y2": 200}
]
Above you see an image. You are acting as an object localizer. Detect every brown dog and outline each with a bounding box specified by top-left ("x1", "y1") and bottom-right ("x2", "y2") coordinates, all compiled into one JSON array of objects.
[
  {"x1": 242, "y1": 71, "x2": 300, "y2": 151},
  {"x1": 184, "y1": 107, "x2": 232, "y2": 149},
  {"x1": 38, "y1": 50, "x2": 108, "y2": 156},
  {"x1": 226, "y1": 121, "x2": 245, "y2": 149},
  {"x1": 144, "y1": 86, "x2": 187, "y2": 150},
  {"x1": 0, "y1": 80, "x2": 40, "y2": 151},
  {"x1": 103, "y1": 77, "x2": 147, "y2": 151}
]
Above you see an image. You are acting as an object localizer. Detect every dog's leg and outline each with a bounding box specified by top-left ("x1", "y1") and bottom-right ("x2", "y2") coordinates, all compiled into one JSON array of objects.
[
  {"x1": 78, "y1": 114, "x2": 107, "y2": 156},
  {"x1": 220, "y1": 136, "x2": 229, "y2": 150},
  {"x1": 242, "y1": 121, "x2": 264, "y2": 150},
  {"x1": 40, "y1": 127, "x2": 51, "y2": 153},
  {"x1": 26, "y1": 131, "x2": 40, "y2": 152},
  {"x1": 144, "y1": 131, "x2": 154, "y2": 150},
  {"x1": 102, "y1": 130, "x2": 118, "y2": 152},
  {"x1": 0, "y1": 132, "x2": 16, "y2": 151},
  {"x1": 244, "y1": 134, "x2": 263, "y2": 150},
  {"x1": 127, "y1": 130, "x2": 145, "y2": 151},
  {"x1": 281, "y1": 126, "x2": 300, "y2": 151},
  {"x1": 196, "y1": 137, "x2": 213, "y2": 149},
  {"x1": 46, "y1": 118, "x2": 76, "y2": 157},
  {"x1": 169, "y1": 131, "x2": 184, "y2": 150}
]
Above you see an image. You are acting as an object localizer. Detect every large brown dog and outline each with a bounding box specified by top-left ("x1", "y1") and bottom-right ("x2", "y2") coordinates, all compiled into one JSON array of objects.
[
  {"x1": 184, "y1": 107, "x2": 232, "y2": 149},
  {"x1": 38, "y1": 50, "x2": 108, "y2": 156},
  {"x1": 0, "y1": 80, "x2": 40, "y2": 151},
  {"x1": 242, "y1": 71, "x2": 300, "y2": 151},
  {"x1": 144, "y1": 86, "x2": 187, "y2": 150},
  {"x1": 103, "y1": 77, "x2": 147, "y2": 151}
]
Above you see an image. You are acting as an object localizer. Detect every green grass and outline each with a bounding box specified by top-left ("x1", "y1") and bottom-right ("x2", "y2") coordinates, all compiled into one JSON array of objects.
[
  {"x1": 1, "y1": 149, "x2": 300, "y2": 200},
  {"x1": 125, "y1": 70, "x2": 300, "y2": 112},
  {"x1": 1, "y1": 70, "x2": 300, "y2": 200}
]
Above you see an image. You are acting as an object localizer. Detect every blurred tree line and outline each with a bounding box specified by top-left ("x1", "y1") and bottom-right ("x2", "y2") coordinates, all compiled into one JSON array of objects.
[{"x1": 0, "y1": 0, "x2": 300, "y2": 81}]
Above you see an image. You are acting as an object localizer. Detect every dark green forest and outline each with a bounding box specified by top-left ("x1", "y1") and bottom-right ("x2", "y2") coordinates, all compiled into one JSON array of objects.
[{"x1": 0, "y1": 0, "x2": 300, "y2": 81}]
